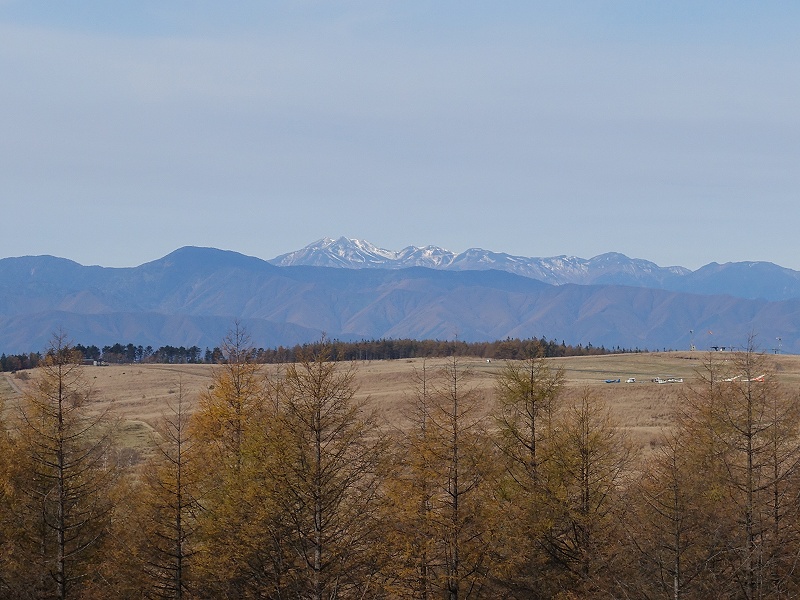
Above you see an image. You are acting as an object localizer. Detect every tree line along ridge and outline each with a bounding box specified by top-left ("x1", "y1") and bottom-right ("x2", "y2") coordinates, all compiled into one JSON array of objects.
[{"x1": 0, "y1": 335, "x2": 626, "y2": 372}]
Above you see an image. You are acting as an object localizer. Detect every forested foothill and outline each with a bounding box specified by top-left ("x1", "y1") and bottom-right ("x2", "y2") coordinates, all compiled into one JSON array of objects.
[{"x1": 1, "y1": 329, "x2": 799, "y2": 599}]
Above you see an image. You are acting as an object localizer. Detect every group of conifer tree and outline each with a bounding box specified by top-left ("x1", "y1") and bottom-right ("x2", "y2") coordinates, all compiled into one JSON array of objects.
[{"x1": 1, "y1": 328, "x2": 799, "y2": 599}]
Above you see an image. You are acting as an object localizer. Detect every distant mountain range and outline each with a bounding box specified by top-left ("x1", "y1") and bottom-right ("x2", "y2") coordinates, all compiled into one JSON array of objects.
[
  {"x1": 271, "y1": 238, "x2": 800, "y2": 301},
  {"x1": 0, "y1": 239, "x2": 798, "y2": 355}
]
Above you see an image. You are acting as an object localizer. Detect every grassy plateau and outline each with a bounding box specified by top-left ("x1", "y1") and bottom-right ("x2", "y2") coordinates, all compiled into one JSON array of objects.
[{"x1": 4, "y1": 351, "x2": 800, "y2": 455}]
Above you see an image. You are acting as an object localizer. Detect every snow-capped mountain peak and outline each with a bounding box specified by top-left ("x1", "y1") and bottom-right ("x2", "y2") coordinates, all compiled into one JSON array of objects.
[
  {"x1": 270, "y1": 237, "x2": 399, "y2": 268},
  {"x1": 268, "y1": 237, "x2": 691, "y2": 288}
]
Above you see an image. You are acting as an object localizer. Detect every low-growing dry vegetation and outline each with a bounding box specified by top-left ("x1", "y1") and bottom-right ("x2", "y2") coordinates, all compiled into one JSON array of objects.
[{"x1": 6, "y1": 349, "x2": 795, "y2": 449}]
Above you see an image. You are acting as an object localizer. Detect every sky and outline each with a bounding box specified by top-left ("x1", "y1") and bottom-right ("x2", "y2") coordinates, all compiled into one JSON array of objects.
[{"x1": 1, "y1": 1, "x2": 799, "y2": 270}]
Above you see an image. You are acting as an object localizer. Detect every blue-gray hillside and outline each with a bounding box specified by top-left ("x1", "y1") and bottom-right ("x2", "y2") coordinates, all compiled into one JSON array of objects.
[
  {"x1": 670, "y1": 262, "x2": 800, "y2": 301},
  {"x1": 0, "y1": 246, "x2": 798, "y2": 354}
]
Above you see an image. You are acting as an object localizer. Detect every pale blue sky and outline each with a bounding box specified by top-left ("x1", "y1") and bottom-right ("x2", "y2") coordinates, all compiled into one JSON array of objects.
[{"x1": 1, "y1": 2, "x2": 798, "y2": 269}]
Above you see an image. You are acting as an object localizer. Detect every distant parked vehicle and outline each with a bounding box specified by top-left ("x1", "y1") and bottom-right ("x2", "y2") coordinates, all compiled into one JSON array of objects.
[
  {"x1": 652, "y1": 377, "x2": 683, "y2": 384},
  {"x1": 626, "y1": 378, "x2": 636, "y2": 383},
  {"x1": 605, "y1": 378, "x2": 621, "y2": 384}
]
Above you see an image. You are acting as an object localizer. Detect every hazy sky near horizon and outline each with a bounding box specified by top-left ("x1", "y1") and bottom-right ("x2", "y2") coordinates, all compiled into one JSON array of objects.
[{"x1": 1, "y1": 2, "x2": 799, "y2": 270}]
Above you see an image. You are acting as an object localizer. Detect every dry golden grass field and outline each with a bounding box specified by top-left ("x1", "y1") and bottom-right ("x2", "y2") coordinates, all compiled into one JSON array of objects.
[{"x1": 4, "y1": 351, "x2": 800, "y2": 454}]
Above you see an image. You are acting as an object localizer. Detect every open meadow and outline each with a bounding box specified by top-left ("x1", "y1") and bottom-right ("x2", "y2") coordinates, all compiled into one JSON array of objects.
[{"x1": 4, "y1": 350, "x2": 800, "y2": 454}]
